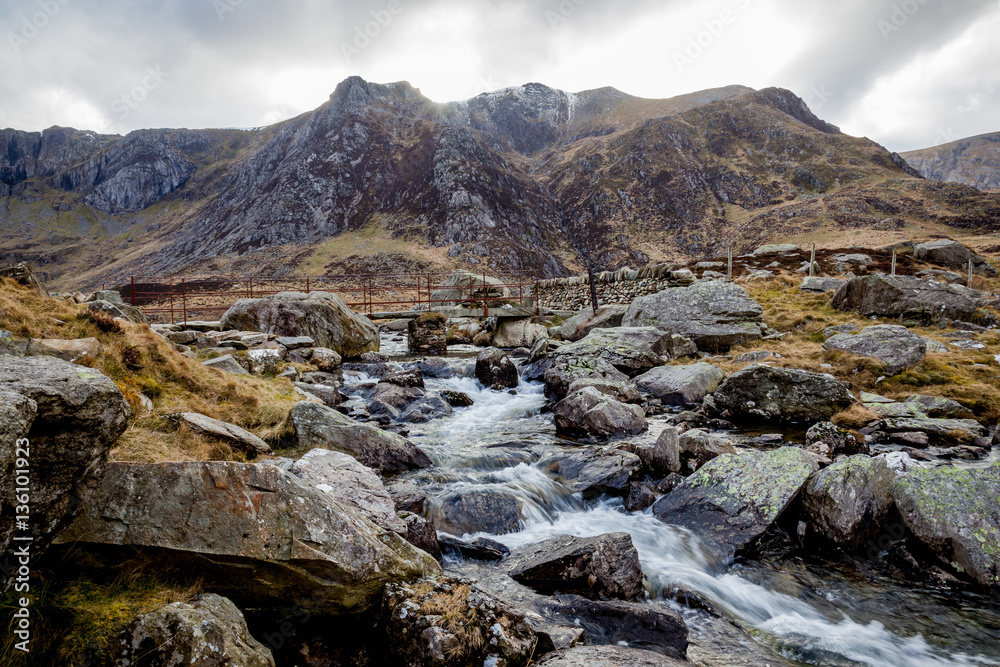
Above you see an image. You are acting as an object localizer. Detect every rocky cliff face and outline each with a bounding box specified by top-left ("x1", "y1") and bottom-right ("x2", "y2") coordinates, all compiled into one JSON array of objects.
[
  {"x1": 901, "y1": 132, "x2": 1000, "y2": 192},
  {"x1": 2, "y1": 77, "x2": 1000, "y2": 289}
]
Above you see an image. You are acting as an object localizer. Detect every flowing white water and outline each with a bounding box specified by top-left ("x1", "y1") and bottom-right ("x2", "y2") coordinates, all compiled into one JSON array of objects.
[{"x1": 391, "y1": 353, "x2": 1000, "y2": 667}]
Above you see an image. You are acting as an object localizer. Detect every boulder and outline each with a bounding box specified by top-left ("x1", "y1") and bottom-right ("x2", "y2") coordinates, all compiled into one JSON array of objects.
[
  {"x1": 202, "y1": 354, "x2": 250, "y2": 375},
  {"x1": 547, "y1": 446, "x2": 642, "y2": 498},
  {"x1": 442, "y1": 390, "x2": 475, "y2": 407},
  {"x1": 823, "y1": 324, "x2": 859, "y2": 338},
  {"x1": 800, "y1": 277, "x2": 846, "y2": 293},
  {"x1": 540, "y1": 356, "x2": 629, "y2": 400},
  {"x1": 439, "y1": 535, "x2": 511, "y2": 562},
  {"x1": 431, "y1": 490, "x2": 524, "y2": 536},
  {"x1": 0, "y1": 358, "x2": 129, "y2": 583},
  {"x1": 309, "y1": 347, "x2": 342, "y2": 371},
  {"x1": 801, "y1": 455, "x2": 895, "y2": 551},
  {"x1": 87, "y1": 299, "x2": 148, "y2": 324},
  {"x1": 831, "y1": 275, "x2": 982, "y2": 323},
  {"x1": 294, "y1": 382, "x2": 342, "y2": 408},
  {"x1": 880, "y1": 417, "x2": 986, "y2": 446},
  {"x1": 379, "y1": 577, "x2": 537, "y2": 667},
  {"x1": 823, "y1": 324, "x2": 927, "y2": 376},
  {"x1": 428, "y1": 269, "x2": 512, "y2": 306},
  {"x1": 892, "y1": 461, "x2": 1000, "y2": 587},
  {"x1": 288, "y1": 448, "x2": 405, "y2": 535},
  {"x1": 245, "y1": 348, "x2": 282, "y2": 375},
  {"x1": 804, "y1": 421, "x2": 867, "y2": 457},
  {"x1": 475, "y1": 347, "x2": 519, "y2": 390},
  {"x1": 529, "y1": 334, "x2": 550, "y2": 362},
  {"x1": 402, "y1": 513, "x2": 441, "y2": 560},
  {"x1": 369, "y1": 382, "x2": 425, "y2": 421},
  {"x1": 633, "y1": 363, "x2": 725, "y2": 407},
  {"x1": 556, "y1": 305, "x2": 628, "y2": 342},
  {"x1": 385, "y1": 479, "x2": 426, "y2": 514},
  {"x1": 651, "y1": 447, "x2": 818, "y2": 560},
  {"x1": 678, "y1": 429, "x2": 738, "y2": 471},
  {"x1": 276, "y1": 335, "x2": 314, "y2": 349},
  {"x1": 56, "y1": 461, "x2": 439, "y2": 613},
  {"x1": 220, "y1": 291, "x2": 379, "y2": 358},
  {"x1": 407, "y1": 312, "x2": 448, "y2": 356},
  {"x1": 446, "y1": 318, "x2": 482, "y2": 344},
  {"x1": 565, "y1": 377, "x2": 640, "y2": 404},
  {"x1": 0, "y1": 262, "x2": 48, "y2": 297},
  {"x1": 399, "y1": 393, "x2": 453, "y2": 424},
  {"x1": 494, "y1": 318, "x2": 548, "y2": 348},
  {"x1": 502, "y1": 533, "x2": 644, "y2": 600},
  {"x1": 914, "y1": 239, "x2": 997, "y2": 276},
  {"x1": 751, "y1": 244, "x2": 799, "y2": 256},
  {"x1": 622, "y1": 282, "x2": 766, "y2": 351},
  {"x1": 538, "y1": 646, "x2": 687, "y2": 666},
  {"x1": 383, "y1": 369, "x2": 425, "y2": 388},
  {"x1": 707, "y1": 364, "x2": 853, "y2": 424},
  {"x1": 22, "y1": 337, "x2": 100, "y2": 362},
  {"x1": 553, "y1": 387, "x2": 647, "y2": 438},
  {"x1": 865, "y1": 394, "x2": 969, "y2": 419},
  {"x1": 175, "y1": 412, "x2": 270, "y2": 456},
  {"x1": 551, "y1": 327, "x2": 675, "y2": 376},
  {"x1": 116, "y1": 594, "x2": 274, "y2": 667},
  {"x1": 630, "y1": 427, "x2": 681, "y2": 476},
  {"x1": 291, "y1": 401, "x2": 432, "y2": 474},
  {"x1": 830, "y1": 253, "x2": 873, "y2": 267}
]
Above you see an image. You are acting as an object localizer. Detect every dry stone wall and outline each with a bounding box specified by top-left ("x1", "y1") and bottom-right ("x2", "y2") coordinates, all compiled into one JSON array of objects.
[{"x1": 535, "y1": 264, "x2": 698, "y2": 311}]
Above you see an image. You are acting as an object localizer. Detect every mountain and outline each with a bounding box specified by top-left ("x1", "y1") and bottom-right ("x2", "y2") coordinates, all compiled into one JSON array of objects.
[
  {"x1": 901, "y1": 132, "x2": 1000, "y2": 192},
  {"x1": 3, "y1": 77, "x2": 1000, "y2": 290}
]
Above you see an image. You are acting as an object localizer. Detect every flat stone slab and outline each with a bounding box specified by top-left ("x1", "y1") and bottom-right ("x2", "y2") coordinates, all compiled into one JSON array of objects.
[
  {"x1": 202, "y1": 355, "x2": 249, "y2": 375},
  {"x1": 176, "y1": 412, "x2": 270, "y2": 455},
  {"x1": 276, "y1": 336, "x2": 315, "y2": 349}
]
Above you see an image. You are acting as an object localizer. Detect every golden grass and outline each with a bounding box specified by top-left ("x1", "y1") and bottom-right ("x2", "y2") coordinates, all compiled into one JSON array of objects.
[{"x1": 0, "y1": 278, "x2": 299, "y2": 462}]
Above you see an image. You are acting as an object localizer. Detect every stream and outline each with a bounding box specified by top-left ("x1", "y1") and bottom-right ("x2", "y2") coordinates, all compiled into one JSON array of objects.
[{"x1": 359, "y1": 337, "x2": 1000, "y2": 666}]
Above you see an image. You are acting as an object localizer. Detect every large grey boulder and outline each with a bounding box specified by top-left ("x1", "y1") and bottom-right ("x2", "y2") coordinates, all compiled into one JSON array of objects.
[
  {"x1": 475, "y1": 346, "x2": 519, "y2": 389},
  {"x1": 652, "y1": 447, "x2": 818, "y2": 560},
  {"x1": 556, "y1": 305, "x2": 628, "y2": 342},
  {"x1": 288, "y1": 448, "x2": 405, "y2": 535},
  {"x1": 823, "y1": 324, "x2": 927, "y2": 376},
  {"x1": 220, "y1": 291, "x2": 379, "y2": 358},
  {"x1": 914, "y1": 239, "x2": 997, "y2": 276},
  {"x1": 494, "y1": 317, "x2": 548, "y2": 348},
  {"x1": 117, "y1": 594, "x2": 275, "y2": 667},
  {"x1": 551, "y1": 327, "x2": 675, "y2": 377},
  {"x1": 502, "y1": 533, "x2": 644, "y2": 601},
  {"x1": 56, "y1": 461, "x2": 439, "y2": 614},
  {"x1": 538, "y1": 646, "x2": 687, "y2": 666},
  {"x1": 634, "y1": 363, "x2": 725, "y2": 407},
  {"x1": 622, "y1": 282, "x2": 766, "y2": 351},
  {"x1": 553, "y1": 386, "x2": 647, "y2": 438},
  {"x1": 892, "y1": 461, "x2": 1000, "y2": 588},
  {"x1": 831, "y1": 275, "x2": 982, "y2": 322},
  {"x1": 87, "y1": 299, "x2": 148, "y2": 324},
  {"x1": 801, "y1": 456, "x2": 895, "y2": 551},
  {"x1": 678, "y1": 429, "x2": 738, "y2": 472},
  {"x1": 707, "y1": 364, "x2": 853, "y2": 424},
  {"x1": 541, "y1": 356, "x2": 630, "y2": 401},
  {"x1": 565, "y1": 377, "x2": 641, "y2": 404},
  {"x1": 175, "y1": 412, "x2": 270, "y2": 456},
  {"x1": 428, "y1": 269, "x2": 511, "y2": 306},
  {"x1": 291, "y1": 401, "x2": 432, "y2": 474},
  {"x1": 881, "y1": 417, "x2": 986, "y2": 445},
  {"x1": 431, "y1": 489, "x2": 524, "y2": 536},
  {"x1": 0, "y1": 358, "x2": 129, "y2": 586},
  {"x1": 547, "y1": 446, "x2": 642, "y2": 498}
]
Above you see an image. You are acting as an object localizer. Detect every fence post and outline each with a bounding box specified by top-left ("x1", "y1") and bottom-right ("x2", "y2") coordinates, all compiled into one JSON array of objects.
[
  {"x1": 181, "y1": 279, "x2": 188, "y2": 325},
  {"x1": 968, "y1": 258, "x2": 974, "y2": 287},
  {"x1": 306, "y1": 276, "x2": 310, "y2": 293},
  {"x1": 168, "y1": 282, "x2": 175, "y2": 325},
  {"x1": 891, "y1": 250, "x2": 897, "y2": 276},
  {"x1": 130, "y1": 276, "x2": 136, "y2": 306},
  {"x1": 727, "y1": 247, "x2": 733, "y2": 282},
  {"x1": 483, "y1": 270, "x2": 488, "y2": 318},
  {"x1": 809, "y1": 244, "x2": 816, "y2": 277},
  {"x1": 249, "y1": 277, "x2": 254, "y2": 300}
]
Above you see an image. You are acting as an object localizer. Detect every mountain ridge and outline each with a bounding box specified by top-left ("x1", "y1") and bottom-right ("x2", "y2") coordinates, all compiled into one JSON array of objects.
[{"x1": 901, "y1": 131, "x2": 1000, "y2": 192}]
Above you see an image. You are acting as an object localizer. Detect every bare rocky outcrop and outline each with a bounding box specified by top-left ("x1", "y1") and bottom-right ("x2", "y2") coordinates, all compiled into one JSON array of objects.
[
  {"x1": 117, "y1": 594, "x2": 275, "y2": 667},
  {"x1": 823, "y1": 324, "x2": 927, "y2": 376},
  {"x1": 831, "y1": 275, "x2": 982, "y2": 323},
  {"x1": 55, "y1": 461, "x2": 439, "y2": 614},
  {"x1": 221, "y1": 291, "x2": 379, "y2": 358},
  {"x1": 553, "y1": 386, "x2": 647, "y2": 438},
  {"x1": 706, "y1": 364, "x2": 853, "y2": 424},
  {"x1": 549, "y1": 327, "x2": 677, "y2": 376},
  {"x1": 914, "y1": 239, "x2": 997, "y2": 276}
]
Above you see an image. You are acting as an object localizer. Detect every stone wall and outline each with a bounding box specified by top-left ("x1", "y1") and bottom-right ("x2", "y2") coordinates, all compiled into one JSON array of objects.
[{"x1": 534, "y1": 264, "x2": 700, "y2": 311}]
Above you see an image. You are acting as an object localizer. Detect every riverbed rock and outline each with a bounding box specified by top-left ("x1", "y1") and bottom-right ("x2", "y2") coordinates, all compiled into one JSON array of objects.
[
  {"x1": 475, "y1": 347, "x2": 519, "y2": 390},
  {"x1": 914, "y1": 239, "x2": 997, "y2": 276},
  {"x1": 891, "y1": 461, "x2": 1000, "y2": 588},
  {"x1": 385, "y1": 479, "x2": 427, "y2": 514},
  {"x1": 652, "y1": 447, "x2": 819, "y2": 560},
  {"x1": 309, "y1": 346, "x2": 342, "y2": 371},
  {"x1": 288, "y1": 448, "x2": 405, "y2": 535},
  {"x1": 432, "y1": 490, "x2": 524, "y2": 536},
  {"x1": 880, "y1": 417, "x2": 986, "y2": 445},
  {"x1": 202, "y1": 354, "x2": 250, "y2": 375},
  {"x1": 804, "y1": 421, "x2": 866, "y2": 457},
  {"x1": 565, "y1": 377, "x2": 641, "y2": 403},
  {"x1": 634, "y1": 363, "x2": 725, "y2": 407},
  {"x1": 678, "y1": 429, "x2": 738, "y2": 472},
  {"x1": 291, "y1": 401, "x2": 432, "y2": 474},
  {"x1": 494, "y1": 317, "x2": 548, "y2": 348},
  {"x1": 87, "y1": 298, "x2": 148, "y2": 324},
  {"x1": 801, "y1": 455, "x2": 895, "y2": 551},
  {"x1": 553, "y1": 387, "x2": 647, "y2": 438},
  {"x1": 706, "y1": 364, "x2": 853, "y2": 424},
  {"x1": 831, "y1": 275, "x2": 982, "y2": 323},
  {"x1": 57, "y1": 461, "x2": 439, "y2": 614},
  {"x1": 538, "y1": 646, "x2": 687, "y2": 667},
  {"x1": 540, "y1": 356, "x2": 630, "y2": 400},
  {"x1": 175, "y1": 412, "x2": 270, "y2": 456},
  {"x1": 220, "y1": 291, "x2": 379, "y2": 358},
  {"x1": 502, "y1": 533, "x2": 644, "y2": 601},
  {"x1": 439, "y1": 535, "x2": 511, "y2": 562},
  {"x1": 551, "y1": 327, "x2": 675, "y2": 376},
  {"x1": 556, "y1": 305, "x2": 629, "y2": 342},
  {"x1": 0, "y1": 358, "x2": 129, "y2": 583},
  {"x1": 116, "y1": 594, "x2": 274, "y2": 667},
  {"x1": 823, "y1": 325, "x2": 927, "y2": 376},
  {"x1": 622, "y1": 282, "x2": 767, "y2": 351},
  {"x1": 408, "y1": 312, "x2": 448, "y2": 356},
  {"x1": 547, "y1": 446, "x2": 642, "y2": 498},
  {"x1": 378, "y1": 577, "x2": 537, "y2": 667}
]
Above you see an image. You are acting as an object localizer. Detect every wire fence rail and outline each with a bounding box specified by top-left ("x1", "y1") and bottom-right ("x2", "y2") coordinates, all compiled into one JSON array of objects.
[{"x1": 119, "y1": 271, "x2": 541, "y2": 324}]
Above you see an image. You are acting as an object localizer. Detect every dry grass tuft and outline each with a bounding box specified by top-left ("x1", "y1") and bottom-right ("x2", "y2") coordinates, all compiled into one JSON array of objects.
[{"x1": 832, "y1": 404, "x2": 881, "y2": 429}]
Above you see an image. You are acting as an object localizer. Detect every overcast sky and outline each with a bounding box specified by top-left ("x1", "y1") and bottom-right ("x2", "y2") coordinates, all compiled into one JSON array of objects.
[{"x1": 1, "y1": 0, "x2": 997, "y2": 152}]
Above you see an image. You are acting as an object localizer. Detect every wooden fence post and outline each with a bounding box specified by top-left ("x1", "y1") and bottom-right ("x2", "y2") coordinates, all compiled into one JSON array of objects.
[
  {"x1": 727, "y1": 247, "x2": 733, "y2": 282},
  {"x1": 809, "y1": 244, "x2": 816, "y2": 277},
  {"x1": 891, "y1": 250, "x2": 897, "y2": 276},
  {"x1": 181, "y1": 279, "x2": 188, "y2": 325},
  {"x1": 968, "y1": 258, "x2": 974, "y2": 287}
]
